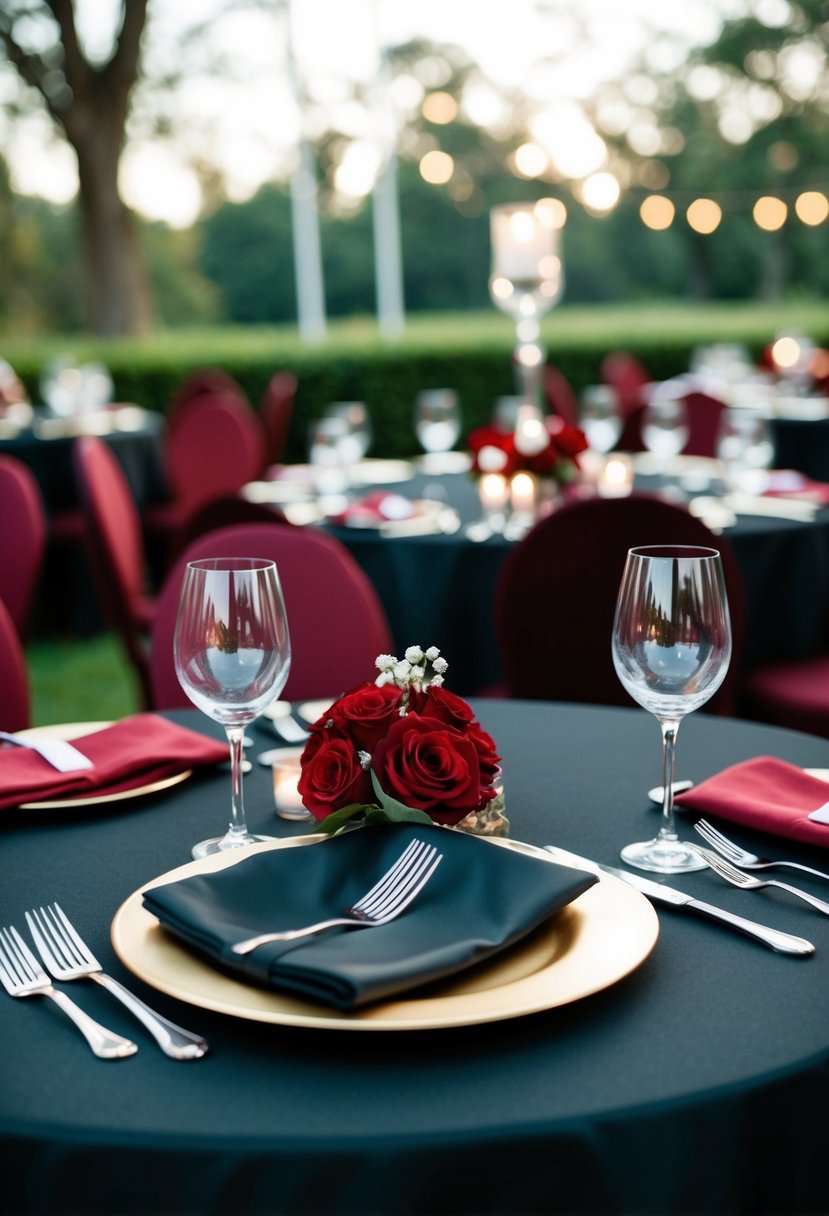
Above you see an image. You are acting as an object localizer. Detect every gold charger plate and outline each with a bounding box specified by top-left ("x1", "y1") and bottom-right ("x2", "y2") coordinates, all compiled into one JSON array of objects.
[
  {"x1": 15, "y1": 722, "x2": 193, "y2": 810},
  {"x1": 111, "y1": 835, "x2": 659, "y2": 1031}
]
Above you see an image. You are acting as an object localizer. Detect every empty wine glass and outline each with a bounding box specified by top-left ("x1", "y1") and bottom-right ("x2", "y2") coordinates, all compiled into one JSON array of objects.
[
  {"x1": 326, "y1": 402, "x2": 372, "y2": 463},
  {"x1": 612, "y1": 546, "x2": 732, "y2": 873},
  {"x1": 717, "y1": 407, "x2": 774, "y2": 494},
  {"x1": 414, "y1": 389, "x2": 461, "y2": 471},
  {"x1": 642, "y1": 391, "x2": 689, "y2": 460},
  {"x1": 580, "y1": 384, "x2": 622, "y2": 454},
  {"x1": 174, "y1": 558, "x2": 292, "y2": 859}
]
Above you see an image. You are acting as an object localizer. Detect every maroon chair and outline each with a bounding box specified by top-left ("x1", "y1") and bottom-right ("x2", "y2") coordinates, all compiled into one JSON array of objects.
[
  {"x1": 0, "y1": 595, "x2": 30, "y2": 731},
  {"x1": 149, "y1": 523, "x2": 394, "y2": 709},
  {"x1": 494, "y1": 494, "x2": 746, "y2": 716},
  {"x1": 172, "y1": 495, "x2": 289, "y2": 555},
  {"x1": 259, "y1": 370, "x2": 297, "y2": 468},
  {"x1": 542, "y1": 365, "x2": 579, "y2": 428},
  {"x1": 680, "y1": 391, "x2": 728, "y2": 458},
  {"x1": 601, "y1": 352, "x2": 651, "y2": 452},
  {"x1": 741, "y1": 655, "x2": 829, "y2": 739},
  {"x1": 169, "y1": 368, "x2": 248, "y2": 419},
  {"x1": 0, "y1": 456, "x2": 46, "y2": 639},
  {"x1": 73, "y1": 436, "x2": 156, "y2": 707}
]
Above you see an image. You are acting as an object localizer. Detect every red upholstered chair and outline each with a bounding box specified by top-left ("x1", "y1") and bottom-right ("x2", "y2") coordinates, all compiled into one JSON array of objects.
[
  {"x1": 169, "y1": 368, "x2": 248, "y2": 418},
  {"x1": 542, "y1": 365, "x2": 579, "y2": 428},
  {"x1": 601, "y1": 352, "x2": 651, "y2": 452},
  {"x1": 494, "y1": 494, "x2": 746, "y2": 716},
  {"x1": 73, "y1": 436, "x2": 156, "y2": 707},
  {"x1": 0, "y1": 456, "x2": 46, "y2": 639},
  {"x1": 259, "y1": 370, "x2": 297, "y2": 468},
  {"x1": 740, "y1": 655, "x2": 829, "y2": 739},
  {"x1": 172, "y1": 495, "x2": 288, "y2": 555},
  {"x1": 149, "y1": 523, "x2": 394, "y2": 709},
  {"x1": 680, "y1": 391, "x2": 728, "y2": 458},
  {"x1": 0, "y1": 595, "x2": 31, "y2": 732}
]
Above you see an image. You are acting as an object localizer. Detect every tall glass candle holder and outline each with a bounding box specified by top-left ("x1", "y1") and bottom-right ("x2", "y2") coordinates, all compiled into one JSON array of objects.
[{"x1": 489, "y1": 200, "x2": 565, "y2": 406}]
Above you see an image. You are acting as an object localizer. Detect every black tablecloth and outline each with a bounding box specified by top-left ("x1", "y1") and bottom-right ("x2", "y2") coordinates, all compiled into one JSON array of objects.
[
  {"x1": 2, "y1": 703, "x2": 829, "y2": 1215},
  {"x1": 327, "y1": 470, "x2": 829, "y2": 692}
]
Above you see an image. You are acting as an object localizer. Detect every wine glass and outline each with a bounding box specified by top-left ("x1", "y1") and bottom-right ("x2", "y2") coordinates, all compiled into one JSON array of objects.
[
  {"x1": 580, "y1": 384, "x2": 622, "y2": 454},
  {"x1": 174, "y1": 557, "x2": 292, "y2": 859},
  {"x1": 716, "y1": 407, "x2": 774, "y2": 495},
  {"x1": 612, "y1": 545, "x2": 732, "y2": 873},
  {"x1": 414, "y1": 389, "x2": 461, "y2": 471},
  {"x1": 642, "y1": 391, "x2": 689, "y2": 460},
  {"x1": 326, "y1": 402, "x2": 373, "y2": 463}
]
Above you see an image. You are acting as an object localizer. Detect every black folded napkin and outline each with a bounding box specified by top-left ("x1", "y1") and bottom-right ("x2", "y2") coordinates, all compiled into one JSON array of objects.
[{"x1": 142, "y1": 824, "x2": 596, "y2": 1010}]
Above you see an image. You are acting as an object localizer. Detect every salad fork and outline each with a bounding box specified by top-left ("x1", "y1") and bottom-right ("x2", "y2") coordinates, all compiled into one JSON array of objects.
[
  {"x1": 694, "y1": 819, "x2": 829, "y2": 883},
  {"x1": 696, "y1": 847, "x2": 829, "y2": 917},
  {"x1": 0, "y1": 924, "x2": 137, "y2": 1059},
  {"x1": 232, "y1": 837, "x2": 443, "y2": 954},
  {"x1": 26, "y1": 904, "x2": 208, "y2": 1060}
]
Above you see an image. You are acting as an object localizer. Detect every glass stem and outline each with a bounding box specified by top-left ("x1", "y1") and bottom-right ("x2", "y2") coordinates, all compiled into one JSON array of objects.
[
  {"x1": 658, "y1": 719, "x2": 681, "y2": 842},
  {"x1": 224, "y1": 725, "x2": 248, "y2": 843}
]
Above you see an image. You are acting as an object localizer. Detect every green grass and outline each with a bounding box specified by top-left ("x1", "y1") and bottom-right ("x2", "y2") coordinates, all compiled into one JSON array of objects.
[{"x1": 27, "y1": 633, "x2": 140, "y2": 726}]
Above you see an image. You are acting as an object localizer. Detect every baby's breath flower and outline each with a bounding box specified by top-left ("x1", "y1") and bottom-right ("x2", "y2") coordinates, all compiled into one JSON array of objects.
[
  {"x1": 394, "y1": 660, "x2": 411, "y2": 681},
  {"x1": 357, "y1": 749, "x2": 372, "y2": 769},
  {"x1": 425, "y1": 646, "x2": 440, "y2": 662},
  {"x1": 409, "y1": 665, "x2": 425, "y2": 682},
  {"x1": 432, "y1": 656, "x2": 448, "y2": 674},
  {"x1": 375, "y1": 671, "x2": 393, "y2": 687},
  {"x1": 430, "y1": 673, "x2": 444, "y2": 687},
  {"x1": 375, "y1": 654, "x2": 395, "y2": 672},
  {"x1": 405, "y1": 645, "x2": 424, "y2": 664}
]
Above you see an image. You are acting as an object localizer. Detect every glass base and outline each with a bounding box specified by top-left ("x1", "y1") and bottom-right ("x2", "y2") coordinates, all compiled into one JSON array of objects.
[
  {"x1": 191, "y1": 831, "x2": 278, "y2": 861},
  {"x1": 621, "y1": 836, "x2": 706, "y2": 874}
]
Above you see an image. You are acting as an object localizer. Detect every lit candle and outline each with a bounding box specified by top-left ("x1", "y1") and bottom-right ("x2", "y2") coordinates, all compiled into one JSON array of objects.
[
  {"x1": 479, "y1": 473, "x2": 509, "y2": 513},
  {"x1": 491, "y1": 203, "x2": 558, "y2": 281},
  {"x1": 510, "y1": 471, "x2": 537, "y2": 516},
  {"x1": 598, "y1": 454, "x2": 634, "y2": 498},
  {"x1": 272, "y1": 753, "x2": 311, "y2": 821},
  {"x1": 513, "y1": 404, "x2": 550, "y2": 457}
]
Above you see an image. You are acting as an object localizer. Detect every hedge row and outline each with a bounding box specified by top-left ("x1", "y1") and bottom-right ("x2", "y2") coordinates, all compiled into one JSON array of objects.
[{"x1": 7, "y1": 304, "x2": 828, "y2": 463}]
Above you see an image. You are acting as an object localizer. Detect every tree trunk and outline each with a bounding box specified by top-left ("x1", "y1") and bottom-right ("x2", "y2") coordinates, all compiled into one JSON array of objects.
[{"x1": 74, "y1": 135, "x2": 152, "y2": 336}]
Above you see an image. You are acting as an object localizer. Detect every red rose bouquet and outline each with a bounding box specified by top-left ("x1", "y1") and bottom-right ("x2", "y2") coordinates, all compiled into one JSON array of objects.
[
  {"x1": 468, "y1": 413, "x2": 588, "y2": 482},
  {"x1": 298, "y1": 647, "x2": 501, "y2": 834}
]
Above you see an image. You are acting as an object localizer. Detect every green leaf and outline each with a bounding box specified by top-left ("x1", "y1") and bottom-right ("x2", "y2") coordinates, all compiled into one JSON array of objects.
[
  {"x1": 312, "y1": 803, "x2": 369, "y2": 836},
  {"x1": 369, "y1": 772, "x2": 434, "y2": 826}
]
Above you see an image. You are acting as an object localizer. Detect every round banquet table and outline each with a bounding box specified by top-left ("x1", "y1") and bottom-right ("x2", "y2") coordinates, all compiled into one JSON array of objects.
[
  {"x1": 322, "y1": 466, "x2": 829, "y2": 694},
  {"x1": 1, "y1": 702, "x2": 829, "y2": 1216}
]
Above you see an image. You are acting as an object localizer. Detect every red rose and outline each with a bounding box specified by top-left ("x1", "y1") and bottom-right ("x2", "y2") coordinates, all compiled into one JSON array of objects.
[
  {"x1": 298, "y1": 737, "x2": 372, "y2": 822},
  {"x1": 410, "y1": 684, "x2": 475, "y2": 730},
  {"x1": 467, "y1": 721, "x2": 501, "y2": 784},
  {"x1": 331, "y1": 682, "x2": 405, "y2": 751},
  {"x1": 371, "y1": 713, "x2": 492, "y2": 826}
]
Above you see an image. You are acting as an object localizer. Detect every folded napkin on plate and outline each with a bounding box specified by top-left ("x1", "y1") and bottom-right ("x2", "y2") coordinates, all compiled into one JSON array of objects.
[
  {"x1": 675, "y1": 756, "x2": 829, "y2": 848},
  {"x1": 142, "y1": 824, "x2": 597, "y2": 1010},
  {"x1": 0, "y1": 714, "x2": 228, "y2": 810},
  {"x1": 763, "y1": 470, "x2": 829, "y2": 505},
  {"x1": 328, "y1": 490, "x2": 416, "y2": 528}
]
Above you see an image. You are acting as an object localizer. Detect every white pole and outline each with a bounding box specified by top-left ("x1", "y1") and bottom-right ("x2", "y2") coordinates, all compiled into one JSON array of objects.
[
  {"x1": 285, "y1": 0, "x2": 326, "y2": 341},
  {"x1": 370, "y1": 3, "x2": 405, "y2": 337}
]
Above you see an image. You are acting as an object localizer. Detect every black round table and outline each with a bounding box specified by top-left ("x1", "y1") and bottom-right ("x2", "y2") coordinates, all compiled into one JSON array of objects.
[{"x1": 2, "y1": 702, "x2": 828, "y2": 1215}]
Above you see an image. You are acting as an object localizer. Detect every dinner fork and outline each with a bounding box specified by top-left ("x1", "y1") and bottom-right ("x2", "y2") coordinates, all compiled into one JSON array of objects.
[
  {"x1": 232, "y1": 837, "x2": 443, "y2": 954},
  {"x1": 696, "y1": 847, "x2": 829, "y2": 917},
  {"x1": 694, "y1": 819, "x2": 829, "y2": 884},
  {"x1": 25, "y1": 904, "x2": 208, "y2": 1060},
  {"x1": 0, "y1": 924, "x2": 137, "y2": 1059}
]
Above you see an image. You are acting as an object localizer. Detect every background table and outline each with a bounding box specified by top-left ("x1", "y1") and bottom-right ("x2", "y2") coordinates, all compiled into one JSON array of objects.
[
  {"x1": 2, "y1": 703, "x2": 828, "y2": 1215},
  {"x1": 325, "y1": 468, "x2": 829, "y2": 693}
]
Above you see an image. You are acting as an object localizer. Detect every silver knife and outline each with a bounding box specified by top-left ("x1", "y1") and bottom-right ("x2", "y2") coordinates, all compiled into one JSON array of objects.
[{"x1": 543, "y1": 845, "x2": 815, "y2": 957}]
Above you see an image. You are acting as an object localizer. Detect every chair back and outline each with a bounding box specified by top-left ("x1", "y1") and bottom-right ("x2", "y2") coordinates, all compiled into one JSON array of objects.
[
  {"x1": 600, "y1": 353, "x2": 651, "y2": 452},
  {"x1": 173, "y1": 495, "x2": 289, "y2": 555},
  {"x1": 149, "y1": 523, "x2": 394, "y2": 709},
  {"x1": 494, "y1": 494, "x2": 745, "y2": 715},
  {"x1": 170, "y1": 368, "x2": 248, "y2": 419},
  {"x1": 0, "y1": 595, "x2": 30, "y2": 732},
  {"x1": 0, "y1": 456, "x2": 46, "y2": 638},
  {"x1": 259, "y1": 371, "x2": 296, "y2": 466},
  {"x1": 73, "y1": 436, "x2": 153, "y2": 703},
  {"x1": 681, "y1": 391, "x2": 728, "y2": 458},
  {"x1": 542, "y1": 365, "x2": 579, "y2": 428},
  {"x1": 166, "y1": 392, "x2": 266, "y2": 518}
]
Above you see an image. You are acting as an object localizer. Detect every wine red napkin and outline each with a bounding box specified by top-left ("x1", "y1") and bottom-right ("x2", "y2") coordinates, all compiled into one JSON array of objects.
[
  {"x1": 763, "y1": 470, "x2": 829, "y2": 505},
  {"x1": 328, "y1": 491, "x2": 416, "y2": 527},
  {"x1": 674, "y1": 756, "x2": 829, "y2": 848},
  {"x1": 0, "y1": 714, "x2": 228, "y2": 810}
]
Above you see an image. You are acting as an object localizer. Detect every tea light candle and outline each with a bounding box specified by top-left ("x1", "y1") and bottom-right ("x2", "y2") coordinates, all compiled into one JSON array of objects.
[
  {"x1": 490, "y1": 203, "x2": 558, "y2": 281},
  {"x1": 598, "y1": 454, "x2": 634, "y2": 498},
  {"x1": 510, "y1": 471, "x2": 536, "y2": 515},
  {"x1": 272, "y1": 753, "x2": 311, "y2": 821},
  {"x1": 479, "y1": 472, "x2": 509, "y2": 513}
]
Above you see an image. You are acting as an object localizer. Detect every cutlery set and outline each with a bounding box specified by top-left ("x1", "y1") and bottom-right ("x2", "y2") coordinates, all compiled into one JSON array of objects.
[
  {"x1": 542, "y1": 820, "x2": 829, "y2": 956},
  {"x1": 0, "y1": 903, "x2": 208, "y2": 1061}
]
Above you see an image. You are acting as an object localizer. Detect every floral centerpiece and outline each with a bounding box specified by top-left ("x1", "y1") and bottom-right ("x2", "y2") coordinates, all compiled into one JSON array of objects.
[
  {"x1": 297, "y1": 647, "x2": 507, "y2": 836},
  {"x1": 467, "y1": 413, "x2": 588, "y2": 485}
]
